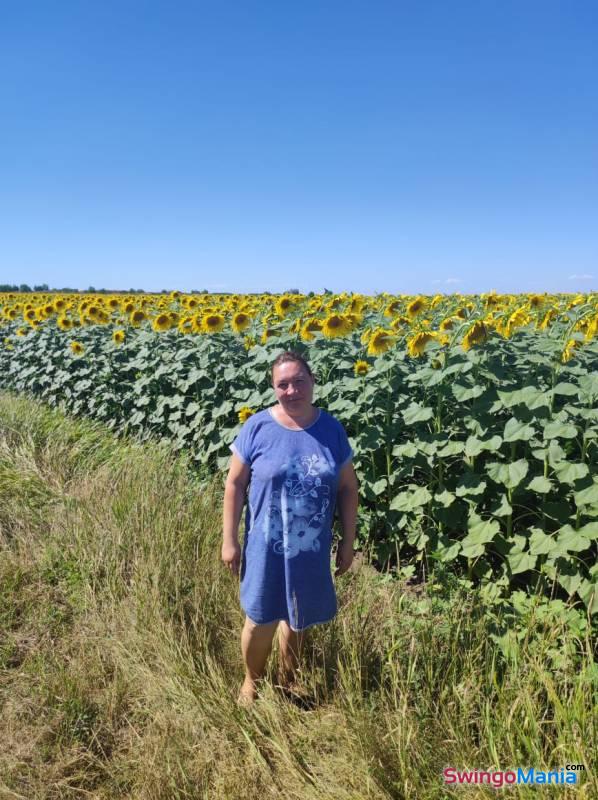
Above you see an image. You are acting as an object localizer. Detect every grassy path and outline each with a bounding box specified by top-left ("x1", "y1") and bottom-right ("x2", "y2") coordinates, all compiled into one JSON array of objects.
[{"x1": 0, "y1": 393, "x2": 595, "y2": 799}]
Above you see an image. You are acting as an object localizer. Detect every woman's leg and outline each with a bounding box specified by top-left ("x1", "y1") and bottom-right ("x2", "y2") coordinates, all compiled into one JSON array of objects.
[
  {"x1": 240, "y1": 617, "x2": 279, "y2": 702},
  {"x1": 277, "y1": 620, "x2": 307, "y2": 686}
]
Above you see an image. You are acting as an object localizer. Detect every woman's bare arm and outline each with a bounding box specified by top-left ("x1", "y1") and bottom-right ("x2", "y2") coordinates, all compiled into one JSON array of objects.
[
  {"x1": 335, "y1": 462, "x2": 359, "y2": 575},
  {"x1": 222, "y1": 453, "x2": 251, "y2": 575}
]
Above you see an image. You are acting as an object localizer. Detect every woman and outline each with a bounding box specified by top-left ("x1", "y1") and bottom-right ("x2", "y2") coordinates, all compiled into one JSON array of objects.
[{"x1": 222, "y1": 351, "x2": 359, "y2": 705}]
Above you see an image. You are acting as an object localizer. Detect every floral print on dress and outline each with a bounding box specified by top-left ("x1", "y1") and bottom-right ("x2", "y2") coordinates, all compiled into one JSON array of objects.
[{"x1": 264, "y1": 454, "x2": 333, "y2": 558}]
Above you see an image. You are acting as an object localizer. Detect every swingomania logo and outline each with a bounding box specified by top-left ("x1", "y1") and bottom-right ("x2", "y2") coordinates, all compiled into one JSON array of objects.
[{"x1": 443, "y1": 764, "x2": 585, "y2": 787}]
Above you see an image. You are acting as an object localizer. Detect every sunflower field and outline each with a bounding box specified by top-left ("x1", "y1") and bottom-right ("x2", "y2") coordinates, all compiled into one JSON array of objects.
[{"x1": 1, "y1": 290, "x2": 597, "y2": 616}]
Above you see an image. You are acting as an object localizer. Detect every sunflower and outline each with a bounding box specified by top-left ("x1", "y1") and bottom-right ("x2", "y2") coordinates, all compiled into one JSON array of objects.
[
  {"x1": 178, "y1": 317, "x2": 194, "y2": 335},
  {"x1": 367, "y1": 328, "x2": 395, "y2": 356},
  {"x1": 322, "y1": 314, "x2": 351, "y2": 338},
  {"x1": 407, "y1": 297, "x2": 426, "y2": 318},
  {"x1": 528, "y1": 294, "x2": 545, "y2": 308},
  {"x1": 112, "y1": 329, "x2": 125, "y2": 344},
  {"x1": 504, "y1": 306, "x2": 531, "y2": 337},
  {"x1": 130, "y1": 309, "x2": 147, "y2": 327},
  {"x1": 231, "y1": 312, "x2": 252, "y2": 333},
  {"x1": 261, "y1": 327, "x2": 278, "y2": 344},
  {"x1": 384, "y1": 300, "x2": 402, "y2": 317},
  {"x1": 406, "y1": 331, "x2": 439, "y2": 358},
  {"x1": 389, "y1": 315, "x2": 409, "y2": 332},
  {"x1": 354, "y1": 360, "x2": 370, "y2": 376},
  {"x1": 584, "y1": 314, "x2": 598, "y2": 341},
  {"x1": 70, "y1": 341, "x2": 84, "y2": 355},
  {"x1": 462, "y1": 321, "x2": 488, "y2": 351},
  {"x1": 344, "y1": 312, "x2": 362, "y2": 330},
  {"x1": 16, "y1": 327, "x2": 29, "y2": 337},
  {"x1": 347, "y1": 295, "x2": 365, "y2": 314},
  {"x1": 274, "y1": 295, "x2": 294, "y2": 317},
  {"x1": 538, "y1": 309, "x2": 557, "y2": 330},
  {"x1": 439, "y1": 317, "x2": 456, "y2": 331},
  {"x1": 107, "y1": 297, "x2": 121, "y2": 310},
  {"x1": 561, "y1": 339, "x2": 579, "y2": 363},
  {"x1": 238, "y1": 406, "x2": 256, "y2": 423},
  {"x1": 57, "y1": 316, "x2": 72, "y2": 330},
  {"x1": 24, "y1": 308, "x2": 37, "y2": 322},
  {"x1": 202, "y1": 313, "x2": 226, "y2": 333},
  {"x1": 152, "y1": 313, "x2": 172, "y2": 332},
  {"x1": 53, "y1": 298, "x2": 67, "y2": 313},
  {"x1": 122, "y1": 300, "x2": 136, "y2": 314}
]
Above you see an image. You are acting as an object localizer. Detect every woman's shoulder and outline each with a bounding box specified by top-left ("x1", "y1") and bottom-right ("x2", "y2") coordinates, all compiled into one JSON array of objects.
[{"x1": 318, "y1": 408, "x2": 348, "y2": 432}]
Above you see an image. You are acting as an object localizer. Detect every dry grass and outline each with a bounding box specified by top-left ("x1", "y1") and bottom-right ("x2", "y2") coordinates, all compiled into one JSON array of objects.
[{"x1": 0, "y1": 392, "x2": 595, "y2": 799}]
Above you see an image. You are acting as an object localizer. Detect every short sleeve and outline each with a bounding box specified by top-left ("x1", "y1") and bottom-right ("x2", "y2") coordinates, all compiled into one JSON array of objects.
[
  {"x1": 230, "y1": 418, "x2": 254, "y2": 465},
  {"x1": 337, "y1": 421, "x2": 353, "y2": 469}
]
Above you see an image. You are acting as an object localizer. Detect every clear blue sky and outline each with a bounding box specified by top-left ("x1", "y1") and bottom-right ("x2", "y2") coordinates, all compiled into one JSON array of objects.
[{"x1": 1, "y1": 1, "x2": 597, "y2": 295}]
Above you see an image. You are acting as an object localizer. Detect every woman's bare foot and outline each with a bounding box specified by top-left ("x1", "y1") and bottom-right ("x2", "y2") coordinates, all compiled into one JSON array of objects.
[{"x1": 237, "y1": 678, "x2": 258, "y2": 707}]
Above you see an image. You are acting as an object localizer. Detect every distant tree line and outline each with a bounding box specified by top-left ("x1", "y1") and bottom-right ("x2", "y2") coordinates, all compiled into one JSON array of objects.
[{"x1": 0, "y1": 285, "x2": 149, "y2": 294}]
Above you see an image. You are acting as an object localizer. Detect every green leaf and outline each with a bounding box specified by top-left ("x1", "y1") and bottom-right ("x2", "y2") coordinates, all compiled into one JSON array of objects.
[
  {"x1": 555, "y1": 558, "x2": 582, "y2": 596},
  {"x1": 577, "y1": 579, "x2": 598, "y2": 615},
  {"x1": 527, "y1": 476, "x2": 553, "y2": 494},
  {"x1": 434, "y1": 489, "x2": 456, "y2": 507},
  {"x1": 552, "y1": 382, "x2": 579, "y2": 396},
  {"x1": 371, "y1": 478, "x2": 388, "y2": 496},
  {"x1": 486, "y1": 459, "x2": 529, "y2": 489},
  {"x1": 543, "y1": 421, "x2": 578, "y2": 440},
  {"x1": 503, "y1": 417, "x2": 535, "y2": 442},
  {"x1": 529, "y1": 528, "x2": 557, "y2": 556},
  {"x1": 465, "y1": 513, "x2": 500, "y2": 545},
  {"x1": 490, "y1": 494, "x2": 513, "y2": 517},
  {"x1": 556, "y1": 525, "x2": 592, "y2": 553},
  {"x1": 574, "y1": 480, "x2": 598, "y2": 507},
  {"x1": 402, "y1": 402, "x2": 434, "y2": 425},
  {"x1": 507, "y1": 550, "x2": 537, "y2": 575},
  {"x1": 431, "y1": 536, "x2": 461, "y2": 562},
  {"x1": 464, "y1": 435, "x2": 502, "y2": 458},
  {"x1": 392, "y1": 442, "x2": 418, "y2": 458},
  {"x1": 553, "y1": 461, "x2": 590, "y2": 485},
  {"x1": 452, "y1": 383, "x2": 485, "y2": 402},
  {"x1": 390, "y1": 486, "x2": 432, "y2": 512},
  {"x1": 455, "y1": 472, "x2": 487, "y2": 497},
  {"x1": 436, "y1": 440, "x2": 465, "y2": 457}
]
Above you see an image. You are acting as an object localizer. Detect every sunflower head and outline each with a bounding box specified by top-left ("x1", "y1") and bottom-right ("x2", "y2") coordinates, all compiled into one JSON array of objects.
[
  {"x1": 57, "y1": 316, "x2": 72, "y2": 331},
  {"x1": 231, "y1": 312, "x2": 252, "y2": 333},
  {"x1": 406, "y1": 331, "x2": 438, "y2": 358},
  {"x1": 407, "y1": 297, "x2": 426, "y2": 318},
  {"x1": 274, "y1": 295, "x2": 294, "y2": 317},
  {"x1": 462, "y1": 321, "x2": 488, "y2": 352},
  {"x1": 367, "y1": 328, "x2": 395, "y2": 356},
  {"x1": 130, "y1": 309, "x2": 147, "y2": 327},
  {"x1": 112, "y1": 329, "x2": 125, "y2": 344},
  {"x1": 152, "y1": 313, "x2": 172, "y2": 332},
  {"x1": 202, "y1": 313, "x2": 226, "y2": 333},
  {"x1": 322, "y1": 314, "x2": 351, "y2": 338},
  {"x1": 354, "y1": 360, "x2": 370, "y2": 376},
  {"x1": 70, "y1": 341, "x2": 84, "y2": 355},
  {"x1": 238, "y1": 406, "x2": 256, "y2": 423},
  {"x1": 561, "y1": 339, "x2": 579, "y2": 363}
]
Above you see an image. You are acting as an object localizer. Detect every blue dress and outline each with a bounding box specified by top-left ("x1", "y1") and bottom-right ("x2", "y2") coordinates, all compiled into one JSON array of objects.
[{"x1": 231, "y1": 407, "x2": 353, "y2": 631}]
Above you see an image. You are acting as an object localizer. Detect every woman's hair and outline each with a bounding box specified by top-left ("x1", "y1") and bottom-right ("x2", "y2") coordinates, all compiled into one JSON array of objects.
[{"x1": 271, "y1": 350, "x2": 313, "y2": 380}]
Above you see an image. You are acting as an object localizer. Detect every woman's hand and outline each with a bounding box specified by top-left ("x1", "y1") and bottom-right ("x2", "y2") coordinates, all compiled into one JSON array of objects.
[
  {"x1": 335, "y1": 539, "x2": 354, "y2": 577},
  {"x1": 222, "y1": 540, "x2": 241, "y2": 576}
]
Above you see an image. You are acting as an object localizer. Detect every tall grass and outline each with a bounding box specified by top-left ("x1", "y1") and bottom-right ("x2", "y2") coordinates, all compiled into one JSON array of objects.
[{"x1": 0, "y1": 392, "x2": 595, "y2": 799}]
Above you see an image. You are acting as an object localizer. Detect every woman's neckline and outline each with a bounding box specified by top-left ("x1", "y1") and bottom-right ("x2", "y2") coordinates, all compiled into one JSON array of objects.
[{"x1": 268, "y1": 406, "x2": 321, "y2": 431}]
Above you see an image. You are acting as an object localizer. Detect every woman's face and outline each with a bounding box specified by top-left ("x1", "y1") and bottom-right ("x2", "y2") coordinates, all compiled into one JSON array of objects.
[{"x1": 272, "y1": 361, "x2": 315, "y2": 414}]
